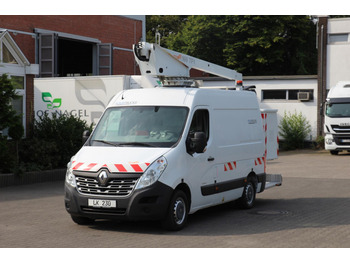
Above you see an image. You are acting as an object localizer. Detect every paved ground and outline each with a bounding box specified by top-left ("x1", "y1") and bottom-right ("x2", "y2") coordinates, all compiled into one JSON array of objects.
[{"x1": 1, "y1": 149, "x2": 350, "y2": 249}]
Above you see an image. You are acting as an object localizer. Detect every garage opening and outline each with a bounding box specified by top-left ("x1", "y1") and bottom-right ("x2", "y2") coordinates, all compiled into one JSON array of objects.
[
  {"x1": 58, "y1": 38, "x2": 93, "y2": 77},
  {"x1": 38, "y1": 32, "x2": 112, "y2": 77}
]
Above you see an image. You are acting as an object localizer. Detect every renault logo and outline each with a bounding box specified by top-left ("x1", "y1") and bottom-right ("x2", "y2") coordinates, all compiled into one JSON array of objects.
[{"x1": 98, "y1": 171, "x2": 108, "y2": 186}]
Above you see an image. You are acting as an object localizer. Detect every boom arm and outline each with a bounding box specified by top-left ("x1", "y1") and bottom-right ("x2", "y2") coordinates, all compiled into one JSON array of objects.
[{"x1": 133, "y1": 42, "x2": 242, "y2": 85}]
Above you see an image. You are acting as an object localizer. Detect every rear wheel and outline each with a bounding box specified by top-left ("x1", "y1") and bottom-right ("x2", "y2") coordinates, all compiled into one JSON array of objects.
[
  {"x1": 239, "y1": 181, "x2": 256, "y2": 209},
  {"x1": 162, "y1": 190, "x2": 189, "y2": 231},
  {"x1": 71, "y1": 215, "x2": 94, "y2": 225}
]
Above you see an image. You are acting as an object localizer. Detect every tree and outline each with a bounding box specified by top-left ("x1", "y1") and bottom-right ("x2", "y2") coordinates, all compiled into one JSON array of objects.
[
  {"x1": 223, "y1": 15, "x2": 317, "y2": 75},
  {"x1": 146, "y1": 15, "x2": 188, "y2": 46},
  {"x1": 166, "y1": 15, "x2": 227, "y2": 66},
  {"x1": 146, "y1": 15, "x2": 318, "y2": 76},
  {"x1": 0, "y1": 74, "x2": 21, "y2": 132},
  {"x1": 0, "y1": 73, "x2": 23, "y2": 173}
]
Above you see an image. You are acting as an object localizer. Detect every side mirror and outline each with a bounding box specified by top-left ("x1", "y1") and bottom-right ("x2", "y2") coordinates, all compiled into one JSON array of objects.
[
  {"x1": 187, "y1": 131, "x2": 207, "y2": 155},
  {"x1": 82, "y1": 130, "x2": 91, "y2": 145}
]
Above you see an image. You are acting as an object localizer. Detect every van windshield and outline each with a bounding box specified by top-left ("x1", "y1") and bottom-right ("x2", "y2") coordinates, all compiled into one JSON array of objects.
[
  {"x1": 90, "y1": 106, "x2": 189, "y2": 148},
  {"x1": 326, "y1": 103, "x2": 350, "y2": 118}
]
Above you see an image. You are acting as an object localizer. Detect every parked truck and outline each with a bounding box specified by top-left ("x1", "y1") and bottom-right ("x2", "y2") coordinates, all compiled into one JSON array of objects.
[
  {"x1": 324, "y1": 81, "x2": 350, "y2": 155},
  {"x1": 62, "y1": 42, "x2": 282, "y2": 230}
]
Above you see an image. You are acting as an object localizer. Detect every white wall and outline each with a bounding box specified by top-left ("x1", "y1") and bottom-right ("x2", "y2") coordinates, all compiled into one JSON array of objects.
[
  {"x1": 244, "y1": 77, "x2": 318, "y2": 140},
  {"x1": 327, "y1": 18, "x2": 350, "y2": 90},
  {"x1": 200, "y1": 77, "x2": 318, "y2": 140}
]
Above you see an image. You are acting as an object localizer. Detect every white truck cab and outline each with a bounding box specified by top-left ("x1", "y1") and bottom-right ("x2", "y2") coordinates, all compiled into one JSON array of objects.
[
  {"x1": 324, "y1": 81, "x2": 350, "y2": 155},
  {"x1": 64, "y1": 87, "x2": 281, "y2": 230}
]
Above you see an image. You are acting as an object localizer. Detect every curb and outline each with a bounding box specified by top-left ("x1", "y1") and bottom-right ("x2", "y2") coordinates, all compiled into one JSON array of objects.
[{"x1": 0, "y1": 169, "x2": 66, "y2": 188}]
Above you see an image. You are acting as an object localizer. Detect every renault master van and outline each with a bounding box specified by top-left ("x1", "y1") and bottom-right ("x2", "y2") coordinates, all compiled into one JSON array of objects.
[{"x1": 64, "y1": 87, "x2": 272, "y2": 230}]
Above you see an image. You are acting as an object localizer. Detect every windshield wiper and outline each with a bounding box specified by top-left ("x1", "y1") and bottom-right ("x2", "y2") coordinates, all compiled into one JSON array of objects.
[
  {"x1": 117, "y1": 142, "x2": 155, "y2": 147},
  {"x1": 92, "y1": 139, "x2": 119, "y2": 147}
]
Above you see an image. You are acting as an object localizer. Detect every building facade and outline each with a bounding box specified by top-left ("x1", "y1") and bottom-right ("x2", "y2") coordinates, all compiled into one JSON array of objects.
[{"x1": 0, "y1": 15, "x2": 145, "y2": 136}]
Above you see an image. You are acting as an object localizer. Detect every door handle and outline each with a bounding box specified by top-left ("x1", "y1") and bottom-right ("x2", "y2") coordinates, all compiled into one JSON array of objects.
[{"x1": 207, "y1": 157, "x2": 215, "y2": 162}]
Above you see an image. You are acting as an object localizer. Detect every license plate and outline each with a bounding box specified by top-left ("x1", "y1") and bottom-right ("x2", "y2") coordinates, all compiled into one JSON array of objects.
[
  {"x1": 88, "y1": 199, "x2": 116, "y2": 208},
  {"x1": 341, "y1": 139, "x2": 350, "y2": 143}
]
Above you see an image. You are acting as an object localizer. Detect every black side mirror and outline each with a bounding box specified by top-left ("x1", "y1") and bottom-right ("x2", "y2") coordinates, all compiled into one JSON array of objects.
[
  {"x1": 82, "y1": 130, "x2": 91, "y2": 145},
  {"x1": 187, "y1": 131, "x2": 207, "y2": 155}
]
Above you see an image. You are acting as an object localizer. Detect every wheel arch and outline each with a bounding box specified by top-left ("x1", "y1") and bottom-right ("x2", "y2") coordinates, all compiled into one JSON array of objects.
[
  {"x1": 247, "y1": 171, "x2": 258, "y2": 191},
  {"x1": 175, "y1": 182, "x2": 192, "y2": 209}
]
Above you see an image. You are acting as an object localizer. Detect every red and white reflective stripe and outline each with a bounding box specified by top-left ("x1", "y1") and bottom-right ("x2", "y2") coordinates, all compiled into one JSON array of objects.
[
  {"x1": 254, "y1": 157, "x2": 264, "y2": 166},
  {"x1": 72, "y1": 162, "x2": 150, "y2": 172},
  {"x1": 224, "y1": 161, "x2": 237, "y2": 172},
  {"x1": 261, "y1": 113, "x2": 267, "y2": 173}
]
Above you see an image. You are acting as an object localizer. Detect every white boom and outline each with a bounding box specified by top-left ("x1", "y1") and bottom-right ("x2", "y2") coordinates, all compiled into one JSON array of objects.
[{"x1": 133, "y1": 42, "x2": 242, "y2": 86}]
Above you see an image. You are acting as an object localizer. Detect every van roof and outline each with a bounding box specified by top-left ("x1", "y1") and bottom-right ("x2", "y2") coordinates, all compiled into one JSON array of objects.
[{"x1": 108, "y1": 87, "x2": 259, "y2": 110}]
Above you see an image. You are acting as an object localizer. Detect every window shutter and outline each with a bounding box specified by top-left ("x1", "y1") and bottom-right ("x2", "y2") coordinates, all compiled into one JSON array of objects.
[
  {"x1": 39, "y1": 33, "x2": 57, "y2": 77},
  {"x1": 97, "y1": 43, "x2": 113, "y2": 75}
]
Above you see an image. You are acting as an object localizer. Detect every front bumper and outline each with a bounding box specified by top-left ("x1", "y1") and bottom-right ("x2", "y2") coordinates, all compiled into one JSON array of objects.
[
  {"x1": 64, "y1": 181, "x2": 173, "y2": 221},
  {"x1": 325, "y1": 133, "x2": 350, "y2": 151}
]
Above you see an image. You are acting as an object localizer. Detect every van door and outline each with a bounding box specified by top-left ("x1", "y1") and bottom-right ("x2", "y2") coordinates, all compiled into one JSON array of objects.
[{"x1": 185, "y1": 108, "x2": 220, "y2": 211}]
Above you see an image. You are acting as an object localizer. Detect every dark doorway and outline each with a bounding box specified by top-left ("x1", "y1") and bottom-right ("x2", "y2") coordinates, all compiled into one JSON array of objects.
[{"x1": 58, "y1": 38, "x2": 93, "y2": 76}]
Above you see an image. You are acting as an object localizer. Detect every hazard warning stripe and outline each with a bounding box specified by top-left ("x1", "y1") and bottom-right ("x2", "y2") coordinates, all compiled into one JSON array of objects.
[
  {"x1": 83, "y1": 163, "x2": 97, "y2": 171},
  {"x1": 115, "y1": 164, "x2": 127, "y2": 172},
  {"x1": 224, "y1": 161, "x2": 237, "y2": 172},
  {"x1": 73, "y1": 162, "x2": 84, "y2": 170},
  {"x1": 254, "y1": 157, "x2": 264, "y2": 166},
  {"x1": 72, "y1": 162, "x2": 151, "y2": 173}
]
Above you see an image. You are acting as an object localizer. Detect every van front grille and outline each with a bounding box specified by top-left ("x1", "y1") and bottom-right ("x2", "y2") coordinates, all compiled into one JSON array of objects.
[{"x1": 75, "y1": 175, "x2": 139, "y2": 196}]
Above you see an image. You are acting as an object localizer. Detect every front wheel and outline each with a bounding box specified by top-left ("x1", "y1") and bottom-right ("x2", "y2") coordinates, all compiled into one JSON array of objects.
[
  {"x1": 239, "y1": 181, "x2": 256, "y2": 209},
  {"x1": 330, "y1": 150, "x2": 339, "y2": 155},
  {"x1": 162, "y1": 190, "x2": 189, "y2": 231},
  {"x1": 71, "y1": 215, "x2": 94, "y2": 225}
]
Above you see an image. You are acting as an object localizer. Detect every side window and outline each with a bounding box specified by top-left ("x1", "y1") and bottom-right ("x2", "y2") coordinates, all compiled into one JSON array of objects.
[{"x1": 189, "y1": 109, "x2": 209, "y2": 141}]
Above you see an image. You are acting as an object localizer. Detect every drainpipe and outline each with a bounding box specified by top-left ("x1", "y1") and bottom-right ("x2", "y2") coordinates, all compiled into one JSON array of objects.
[{"x1": 317, "y1": 16, "x2": 328, "y2": 137}]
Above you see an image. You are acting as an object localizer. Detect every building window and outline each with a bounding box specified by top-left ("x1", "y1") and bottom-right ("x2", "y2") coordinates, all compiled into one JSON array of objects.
[
  {"x1": 2, "y1": 44, "x2": 17, "y2": 64},
  {"x1": 329, "y1": 33, "x2": 349, "y2": 43},
  {"x1": 262, "y1": 90, "x2": 286, "y2": 100},
  {"x1": 262, "y1": 90, "x2": 314, "y2": 101}
]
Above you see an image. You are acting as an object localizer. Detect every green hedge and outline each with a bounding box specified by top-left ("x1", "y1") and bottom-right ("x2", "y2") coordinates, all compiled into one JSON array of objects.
[{"x1": 19, "y1": 113, "x2": 92, "y2": 172}]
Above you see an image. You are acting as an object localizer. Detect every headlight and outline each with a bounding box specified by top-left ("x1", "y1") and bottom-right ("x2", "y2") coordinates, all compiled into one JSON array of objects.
[
  {"x1": 65, "y1": 161, "x2": 76, "y2": 187},
  {"x1": 325, "y1": 138, "x2": 334, "y2": 145},
  {"x1": 135, "y1": 156, "x2": 167, "y2": 190}
]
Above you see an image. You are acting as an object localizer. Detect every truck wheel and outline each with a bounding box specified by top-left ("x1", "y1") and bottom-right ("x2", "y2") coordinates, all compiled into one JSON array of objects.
[
  {"x1": 71, "y1": 215, "x2": 94, "y2": 225},
  {"x1": 239, "y1": 181, "x2": 256, "y2": 209},
  {"x1": 162, "y1": 190, "x2": 189, "y2": 231},
  {"x1": 330, "y1": 150, "x2": 339, "y2": 155}
]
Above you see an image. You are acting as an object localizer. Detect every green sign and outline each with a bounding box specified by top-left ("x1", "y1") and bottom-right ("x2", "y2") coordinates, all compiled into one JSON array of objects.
[{"x1": 42, "y1": 92, "x2": 62, "y2": 109}]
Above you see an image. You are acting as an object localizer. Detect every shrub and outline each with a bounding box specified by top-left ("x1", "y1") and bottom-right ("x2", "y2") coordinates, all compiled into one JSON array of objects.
[
  {"x1": 315, "y1": 136, "x2": 325, "y2": 150},
  {"x1": 278, "y1": 111, "x2": 311, "y2": 150},
  {"x1": 19, "y1": 113, "x2": 92, "y2": 170}
]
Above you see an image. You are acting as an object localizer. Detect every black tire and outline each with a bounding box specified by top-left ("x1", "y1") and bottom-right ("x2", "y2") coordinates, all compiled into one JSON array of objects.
[
  {"x1": 162, "y1": 190, "x2": 189, "y2": 231},
  {"x1": 239, "y1": 181, "x2": 256, "y2": 209},
  {"x1": 330, "y1": 150, "x2": 339, "y2": 155},
  {"x1": 71, "y1": 215, "x2": 94, "y2": 225}
]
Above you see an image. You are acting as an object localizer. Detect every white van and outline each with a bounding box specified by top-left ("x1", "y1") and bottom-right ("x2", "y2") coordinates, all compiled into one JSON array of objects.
[
  {"x1": 324, "y1": 81, "x2": 350, "y2": 155},
  {"x1": 64, "y1": 87, "x2": 279, "y2": 230}
]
